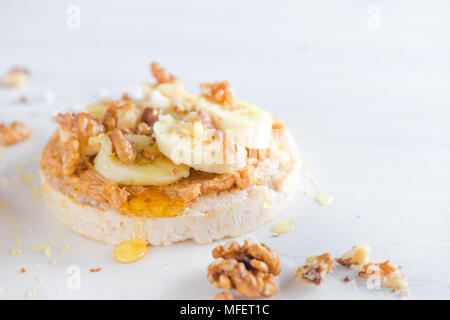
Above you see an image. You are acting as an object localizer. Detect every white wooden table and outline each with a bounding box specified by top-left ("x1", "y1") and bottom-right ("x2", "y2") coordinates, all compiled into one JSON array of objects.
[{"x1": 0, "y1": 0, "x2": 449, "y2": 299}]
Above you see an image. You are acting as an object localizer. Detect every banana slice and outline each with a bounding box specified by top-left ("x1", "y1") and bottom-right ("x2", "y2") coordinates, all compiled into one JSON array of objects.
[
  {"x1": 196, "y1": 97, "x2": 272, "y2": 149},
  {"x1": 89, "y1": 134, "x2": 190, "y2": 186},
  {"x1": 154, "y1": 114, "x2": 247, "y2": 174}
]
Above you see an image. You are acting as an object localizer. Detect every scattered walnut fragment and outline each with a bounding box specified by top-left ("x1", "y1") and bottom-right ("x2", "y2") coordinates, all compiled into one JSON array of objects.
[
  {"x1": 337, "y1": 244, "x2": 409, "y2": 290},
  {"x1": 60, "y1": 135, "x2": 81, "y2": 176},
  {"x1": 358, "y1": 260, "x2": 408, "y2": 289},
  {"x1": 200, "y1": 80, "x2": 234, "y2": 107},
  {"x1": 151, "y1": 62, "x2": 177, "y2": 84},
  {"x1": 141, "y1": 149, "x2": 157, "y2": 161},
  {"x1": 336, "y1": 243, "x2": 371, "y2": 268},
  {"x1": 2, "y1": 67, "x2": 29, "y2": 87},
  {"x1": 213, "y1": 291, "x2": 233, "y2": 300},
  {"x1": 90, "y1": 268, "x2": 101, "y2": 273},
  {"x1": 102, "y1": 101, "x2": 139, "y2": 131},
  {"x1": 53, "y1": 112, "x2": 105, "y2": 141},
  {"x1": 0, "y1": 122, "x2": 31, "y2": 146},
  {"x1": 110, "y1": 128, "x2": 137, "y2": 164},
  {"x1": 20, "y1": 95, "x2": 31, "y2": 104},
  {"x1": 141, "y1": 107, "x2": 159, "y2": 128},
  {"x1": 137, "y1": 122, "x2": 152, "y2": 135},
  {"x1": 207, "y1": 239, "x2": 280, "y2": 298},
  {"x1": 295, "y1": 253, "x2": 334, "y2": 285}
]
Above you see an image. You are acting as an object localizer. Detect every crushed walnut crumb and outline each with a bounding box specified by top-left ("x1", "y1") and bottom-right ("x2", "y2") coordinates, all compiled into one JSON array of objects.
[
  {"x1": 141, "y1": 149, "x2": 157, "y2": 161},
  {"x1": 336, "y1": 243, "x2": 371, "y2": 267},
  {"x1": 343, "y1": 276, "x2": 351, "y2": 282},
  {"x1": 338, "y1": 244, "x2": 409, "y2": 290},
  {"x1": 137, "y1": 122, "x2": 152, "y2": 136},
  {"x1": 110, "y1": 128, "x2": 137, "y2": 164},
  {"x1": 121, "y1": 93, "x2": 131, "y2": 101},
  {"x1": 207, "y1": 239, "x2": 280, "y2": 298},
  {"x1": 20, "y1": 95, "x2": 31, "y2": 104},
  {"x1": 0, "y1": 122, "x2": 31, "y2": 146},
  {"x1": 141, "y1": 107, "x2": 159, "y2": 128},
  {"x1": 90, "y1": 268, "x2": 101, "y2": 273},
  {"x1": 295, "y1": 253, "x2": 334, "y2": 285},
  {"x1": 151, "y1": 62, "x2": 177, "y2": 84},
  {"x1": 200, "y1": 80, "x2": 234, "y2": 107}
]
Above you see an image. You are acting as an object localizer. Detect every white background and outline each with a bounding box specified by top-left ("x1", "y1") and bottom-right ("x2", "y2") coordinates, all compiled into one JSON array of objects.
[{"x1": 0, "y1": 0, "x2": 449, "y2": 299}]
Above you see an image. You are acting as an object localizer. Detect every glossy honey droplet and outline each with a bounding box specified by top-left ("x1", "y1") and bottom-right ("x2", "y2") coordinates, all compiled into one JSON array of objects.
[
  {"x1": 272, "y1": 217, "x2": 295, "y2": 234},
  {"x1": 114, "y1": 239, "x2": 147, "y2": 264}
]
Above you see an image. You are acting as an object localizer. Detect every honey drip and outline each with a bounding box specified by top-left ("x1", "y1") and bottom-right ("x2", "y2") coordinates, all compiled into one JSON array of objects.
[
  {"x1": 121, "y1": 188, "x2": 187, "y2": 217},
  {"x1": 114, "y1": 239, "x2": 147, "y2": 264}
]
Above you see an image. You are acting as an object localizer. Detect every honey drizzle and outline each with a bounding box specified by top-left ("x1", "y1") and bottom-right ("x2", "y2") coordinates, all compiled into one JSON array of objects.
[
  {"x1": 302, "y1": 166, "x2": 334, "y2": 207},
  {"x1": 28, "y1": 244, "x2": 71, "y2": 298},
  {"x1": 0, "y1": 200, "x2": 23, "y2": 255},
  {"x1": 15, "y1": 159, "x2": 40, "y2": 202}
]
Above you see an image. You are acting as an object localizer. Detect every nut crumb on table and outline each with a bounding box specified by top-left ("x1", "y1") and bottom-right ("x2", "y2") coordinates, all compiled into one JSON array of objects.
[
  {"x1": 336, "y1": 243, "x2": 371, "y2": 267},
  {"x1": 295, "y1": 253, "x2": 334, "y2": 285},
  {"x1": 338, "y1": 244, "x2": 409, "y2": 290},
  {"x1": 2, "y1": 67, "x2": 29, "y2": 87}
]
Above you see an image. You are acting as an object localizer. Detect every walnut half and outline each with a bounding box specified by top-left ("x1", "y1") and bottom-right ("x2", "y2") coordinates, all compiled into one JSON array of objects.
[{"x1": 207, "y1": 239, "x2": 280, "y2": 298}]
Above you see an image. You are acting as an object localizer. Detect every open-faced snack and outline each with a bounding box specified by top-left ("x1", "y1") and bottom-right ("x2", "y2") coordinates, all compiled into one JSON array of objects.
[{"x1": 39, "y1": 63, "x2": 301, "y2": 246}]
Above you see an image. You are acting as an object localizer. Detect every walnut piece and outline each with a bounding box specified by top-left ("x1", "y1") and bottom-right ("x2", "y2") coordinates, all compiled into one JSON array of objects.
[
  {"x1": 2, "y1": 68, "x2": 28, "y2": 87},
  {"x1": 53, "y1": 113, "x2": 105, "y2": 140},
  {"x1": 338, "y1": 244, "x2": 409, "y2": 290},
  {"x1": 141, "y1": 107, "x2": 159, "y2": 127},
  {"x1": 214, "y1": 291, "x2": 233, "y2": 300},
  {"x1": 207, "y1": 239, "x2": 280, "y2": 298},
  {"x1": 0, "y1": 122, "x2": 31, "y2": 146},
  {"x1": 357, "y1": 260, "x2": 408, "y2": 289},
  {"x1": 197, "y1": 109, "x2": 221, "y2": 140},
  {"x1": 200, "y1": 80, "x2": 234, "y2": 107},
  {"x1": 102, "y1": 102, "x2": 139, "y2": 132},
  {"x1": 137, "y1": 122, "x2": 152, "y2": 135},
  {"x1": 151, "y1": 62, "x2": 177, "y2": 84},
  {"x1": 110, "y1": 128, "x2": 137, "y2": 164},
  {"x1": 141, "y1": 149, "x2": 157, "y2": 161},
  {"x1": 295, "y1": 253, "x2": 334, "y2": 286},
  {"x1": 336, "y1": 243, "x2": 371, "y2": 267},
  {"x1": 61, "y1": 135, "x2": 81, "y2": 176}
]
